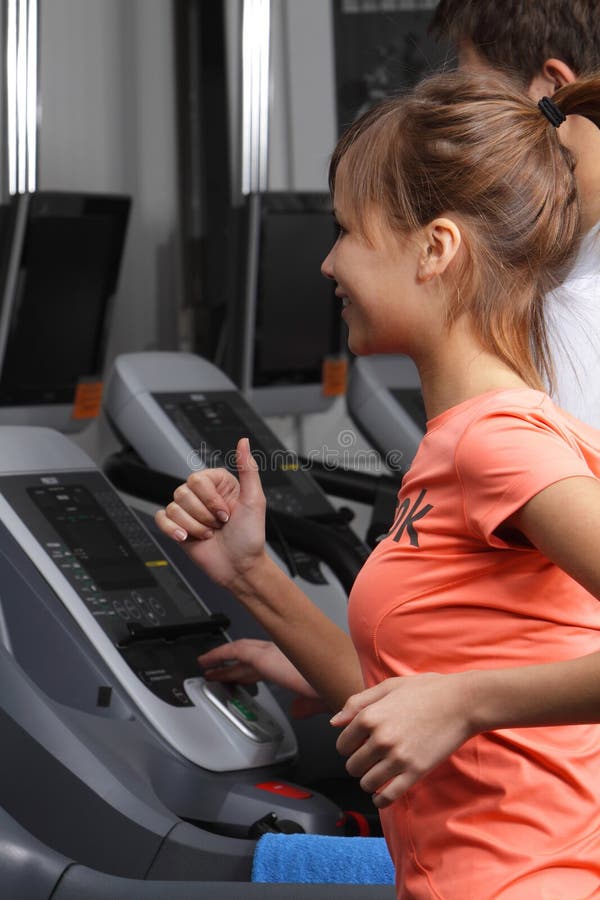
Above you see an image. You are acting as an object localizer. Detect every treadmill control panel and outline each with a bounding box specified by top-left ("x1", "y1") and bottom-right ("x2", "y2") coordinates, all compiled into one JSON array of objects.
[
  {"x1": 154, "y1": 390, "x2": 333, "y2": 519},
  {"x1": 0, "y1": 471, "x2": 228, "y2": 707}
]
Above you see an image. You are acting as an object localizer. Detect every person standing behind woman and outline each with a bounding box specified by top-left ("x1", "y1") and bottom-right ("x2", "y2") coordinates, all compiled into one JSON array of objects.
[
  {"x1": 431, "y1": 0, "x2": 600, "y2": 428},
  {"x1": 156, "y1": 72, "x2": 600, "y2": 898}
]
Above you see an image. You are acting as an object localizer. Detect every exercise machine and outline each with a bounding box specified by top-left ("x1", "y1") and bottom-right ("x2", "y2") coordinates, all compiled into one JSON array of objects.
[
  {"x1": 0, "y1": 426, "x2": 396, "y2": 897},
  {"x1": 105, "y1": 352, "x2": 370, "y2": 631}
]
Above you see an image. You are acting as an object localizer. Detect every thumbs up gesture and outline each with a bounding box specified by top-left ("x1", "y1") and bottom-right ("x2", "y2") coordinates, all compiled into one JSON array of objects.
[{"x1": 155, "y1": 437, "x2": 268, "y2": 592}]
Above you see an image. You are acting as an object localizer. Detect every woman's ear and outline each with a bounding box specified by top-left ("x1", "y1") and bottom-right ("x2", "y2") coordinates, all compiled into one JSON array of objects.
[
  {"x1": 528, "y1": 58, "x2": 577, "y2": 100},
  {"x1": 418, "y1": 218, "x2": 462, "y2": 281}
]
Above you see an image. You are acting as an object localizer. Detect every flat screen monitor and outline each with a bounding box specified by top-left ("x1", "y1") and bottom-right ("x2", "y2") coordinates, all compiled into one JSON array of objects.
[
  {"x1": 244, "y1": 192, "x2": 344, "y2": 417},
  {"x1": 0, "y1": 191, "x2": 130, "y2": 431}
]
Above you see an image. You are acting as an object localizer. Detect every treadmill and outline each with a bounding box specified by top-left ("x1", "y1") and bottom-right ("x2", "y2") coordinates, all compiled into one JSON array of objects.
[{"x1": 0, "y1": 426, "x2": 393, "y2": 897}]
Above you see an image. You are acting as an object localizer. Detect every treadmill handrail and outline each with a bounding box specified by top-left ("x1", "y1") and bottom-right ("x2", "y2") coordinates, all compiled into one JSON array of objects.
[{"x1": 297, "y1": 456, "x2": 400, "y2": 504}]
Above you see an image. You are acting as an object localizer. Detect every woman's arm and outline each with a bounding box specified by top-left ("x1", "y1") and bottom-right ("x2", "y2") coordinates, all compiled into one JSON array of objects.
[
  {"x1": 198, "y1": 640, "x2": 329, "y2": 718},
  {"x1": 219, "y1": 549, "x2": 363, "y2": 711},
  {"x1": 155, "y1": 438, "x2": 364, "y2": 712},
  {"x1": 198, "y1": 639, "x2": 320, "y2": 697},
  {"x1": 464, "y1": 475, "x2": 600, "y2": 728},
  {"x1": 334, "y1": 475, "x2": 600, "y2": 806}
]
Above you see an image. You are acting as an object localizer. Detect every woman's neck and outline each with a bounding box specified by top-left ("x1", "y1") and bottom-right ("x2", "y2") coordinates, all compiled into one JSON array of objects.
[{"x1": 414, "y1": 324, "x2": 530, "y2": 421}]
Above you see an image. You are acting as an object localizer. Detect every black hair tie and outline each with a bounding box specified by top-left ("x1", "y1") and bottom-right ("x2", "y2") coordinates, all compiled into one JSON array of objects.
[{"x1": 538, "y1": 96, "x2": 566, "y2": 128}]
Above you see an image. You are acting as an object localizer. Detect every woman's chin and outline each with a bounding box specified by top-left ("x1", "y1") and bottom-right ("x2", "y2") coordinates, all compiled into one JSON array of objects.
[
  {"x1": 346, "y1": 331, "x2": 367, "y2": 356},
  {"x1": 347, "y1": 334, "x2": 375, "y2": 356},
  {"x1": 347, "y1": 329, "x2": 408, "y2": 357}
]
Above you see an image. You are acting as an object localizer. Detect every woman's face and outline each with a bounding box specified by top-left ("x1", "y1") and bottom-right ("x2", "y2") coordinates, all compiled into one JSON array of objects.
[{"x1": 321, "y1": 168, "x2": 429, "y2": 357}]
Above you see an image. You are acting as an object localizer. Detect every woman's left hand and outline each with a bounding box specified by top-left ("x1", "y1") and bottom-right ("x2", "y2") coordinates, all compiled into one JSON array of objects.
[{"x1": 331, "y1": 671, "x2": 477, "y2": 808}]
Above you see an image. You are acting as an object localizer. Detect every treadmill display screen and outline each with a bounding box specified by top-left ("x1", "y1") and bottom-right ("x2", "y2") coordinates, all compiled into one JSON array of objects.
[
  {"x1": 0, "y1": 471, "x2": 228, "y2": 707},
  {"x1": 0, "y1": 193, "x2": 130, "y2": 407},
  {"x1": 28, "y1": 484, "x2": 156, "y2": 591},
  {"x1": 172, "y1": 399, "x2": 288, "y2": 487},
  {"x1": 154, "y1": 390, "x2": 334, "y2": 518}
]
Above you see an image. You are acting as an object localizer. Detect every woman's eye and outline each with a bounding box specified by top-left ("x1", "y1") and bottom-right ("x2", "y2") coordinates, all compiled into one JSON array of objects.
[{"x1": 331, "y1": 210, "x2": 347, "y2": 239}]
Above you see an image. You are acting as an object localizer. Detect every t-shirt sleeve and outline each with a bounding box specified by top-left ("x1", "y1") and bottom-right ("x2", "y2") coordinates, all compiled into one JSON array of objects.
[{"x1": 454, "y1": 409, "x2": 597, "y2": 546}]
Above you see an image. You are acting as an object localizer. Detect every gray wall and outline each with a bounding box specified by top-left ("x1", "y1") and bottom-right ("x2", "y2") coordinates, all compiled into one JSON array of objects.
[
  {"x1": 268, "y1": 0, "x2": 337, "y2": 191},
  {"x1": 37, "y1": 0, "x2": 180, "y2": 366},
  {"x1": 226, "y1": 0, "x2": 338, "y2": 196}
]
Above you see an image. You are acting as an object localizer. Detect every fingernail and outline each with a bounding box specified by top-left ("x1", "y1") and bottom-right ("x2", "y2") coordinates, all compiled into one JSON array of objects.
[
  {"x1": 174, "y1": 528, "x2": 187, "y2": 541},
  {"x1": 216, "y1": 510, "x2": 229, "y2": 523},
  {"x1": 329, "y1": 713, "x2": 341, "y2": 724}
]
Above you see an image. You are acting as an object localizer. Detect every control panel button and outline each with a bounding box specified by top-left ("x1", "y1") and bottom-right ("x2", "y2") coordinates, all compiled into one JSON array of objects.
[
  {"x1": 255, "y1": 781, "x2": 313, "y2": 799},
  {"x1": 184, "y1": 677, "x2": 284, "y2": 744},
  {"x1": 229, "y1": 697, "x2": 258, "y2": 722}
]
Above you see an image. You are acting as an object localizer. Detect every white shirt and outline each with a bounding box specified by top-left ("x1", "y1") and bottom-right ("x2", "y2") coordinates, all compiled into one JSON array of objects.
[{"x1": 546, "y1": 222, "x2": 600, "y2": 429}]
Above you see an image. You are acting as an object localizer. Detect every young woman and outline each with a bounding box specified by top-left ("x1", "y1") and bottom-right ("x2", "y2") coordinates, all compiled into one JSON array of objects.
[{"x1": 156, "y1": 71, "x2": 600, "y2": 898}]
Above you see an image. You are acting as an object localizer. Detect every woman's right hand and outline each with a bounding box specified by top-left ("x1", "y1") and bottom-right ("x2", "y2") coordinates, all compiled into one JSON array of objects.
[
  {"x1": 154, "y1": 437, "x2": 268, "y2": 590},
  {"x1": 199, "y1": 638, "x2": 319, "y2": 697},
  {"x1": 199, "y1": 639, "x2": 329, "y2": 718}
]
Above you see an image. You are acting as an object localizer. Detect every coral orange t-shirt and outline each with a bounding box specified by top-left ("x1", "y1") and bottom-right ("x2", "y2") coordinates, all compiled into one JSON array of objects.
[{"x1": 348, "y1": 389, "x2": 600, "y2": 900}]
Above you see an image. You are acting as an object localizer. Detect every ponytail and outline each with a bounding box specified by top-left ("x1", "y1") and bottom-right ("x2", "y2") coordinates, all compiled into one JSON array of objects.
[{"x1": 551, "y1": 76, "x2": 600, "y2": 130}]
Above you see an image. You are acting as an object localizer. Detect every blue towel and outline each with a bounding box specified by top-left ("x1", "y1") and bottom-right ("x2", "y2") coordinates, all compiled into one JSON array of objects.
[{"x1": 252, "y1": 833, "x2": 394, "y2": 885}]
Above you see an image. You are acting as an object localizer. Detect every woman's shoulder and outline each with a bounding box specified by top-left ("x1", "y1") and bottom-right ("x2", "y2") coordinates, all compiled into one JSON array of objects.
[
  {"x1": 427, "y1": 387, "x2": 551, "y2": 437},
  {"x1": 417, "y1": 388, "x2": 600, "y2": 486},
  {"x1": 473, "y1": 388, "x2": 600, "y2": 445},
  {"x1": 452, "y1": 388, "x2": 600, "y2": 480}
]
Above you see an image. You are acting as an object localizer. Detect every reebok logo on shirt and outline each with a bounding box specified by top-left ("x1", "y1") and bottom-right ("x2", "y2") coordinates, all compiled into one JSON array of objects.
[{"x1": 390, "y1": 489, "x2": 433, "y2": 547}]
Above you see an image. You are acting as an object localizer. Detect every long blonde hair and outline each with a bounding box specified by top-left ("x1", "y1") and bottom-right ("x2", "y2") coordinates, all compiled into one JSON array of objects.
[{"x1": 330, "y1": 71, "x2": 600, "y2": 390}]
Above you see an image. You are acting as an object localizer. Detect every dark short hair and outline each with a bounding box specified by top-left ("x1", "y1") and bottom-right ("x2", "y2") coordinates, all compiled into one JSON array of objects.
[{"x1": 430, "y1": 0, "x2": 600, "y2": 85}]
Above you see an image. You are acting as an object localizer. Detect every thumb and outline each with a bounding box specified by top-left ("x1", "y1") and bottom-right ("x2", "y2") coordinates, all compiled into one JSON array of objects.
[
  {"x1": 329, "y1": 706, "x2": 354, "y2": 727},
  {"x1": 330, "y1": 684, "x2": 382, "y2": 726},
  {"x1": 236, "y1": 437, "x2": 264, "y2": 503}
]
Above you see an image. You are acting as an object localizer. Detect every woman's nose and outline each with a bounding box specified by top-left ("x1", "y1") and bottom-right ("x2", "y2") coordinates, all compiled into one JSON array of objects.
[{"x1": 321, "y1": 247, "x2": 335, "y2": 281}]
